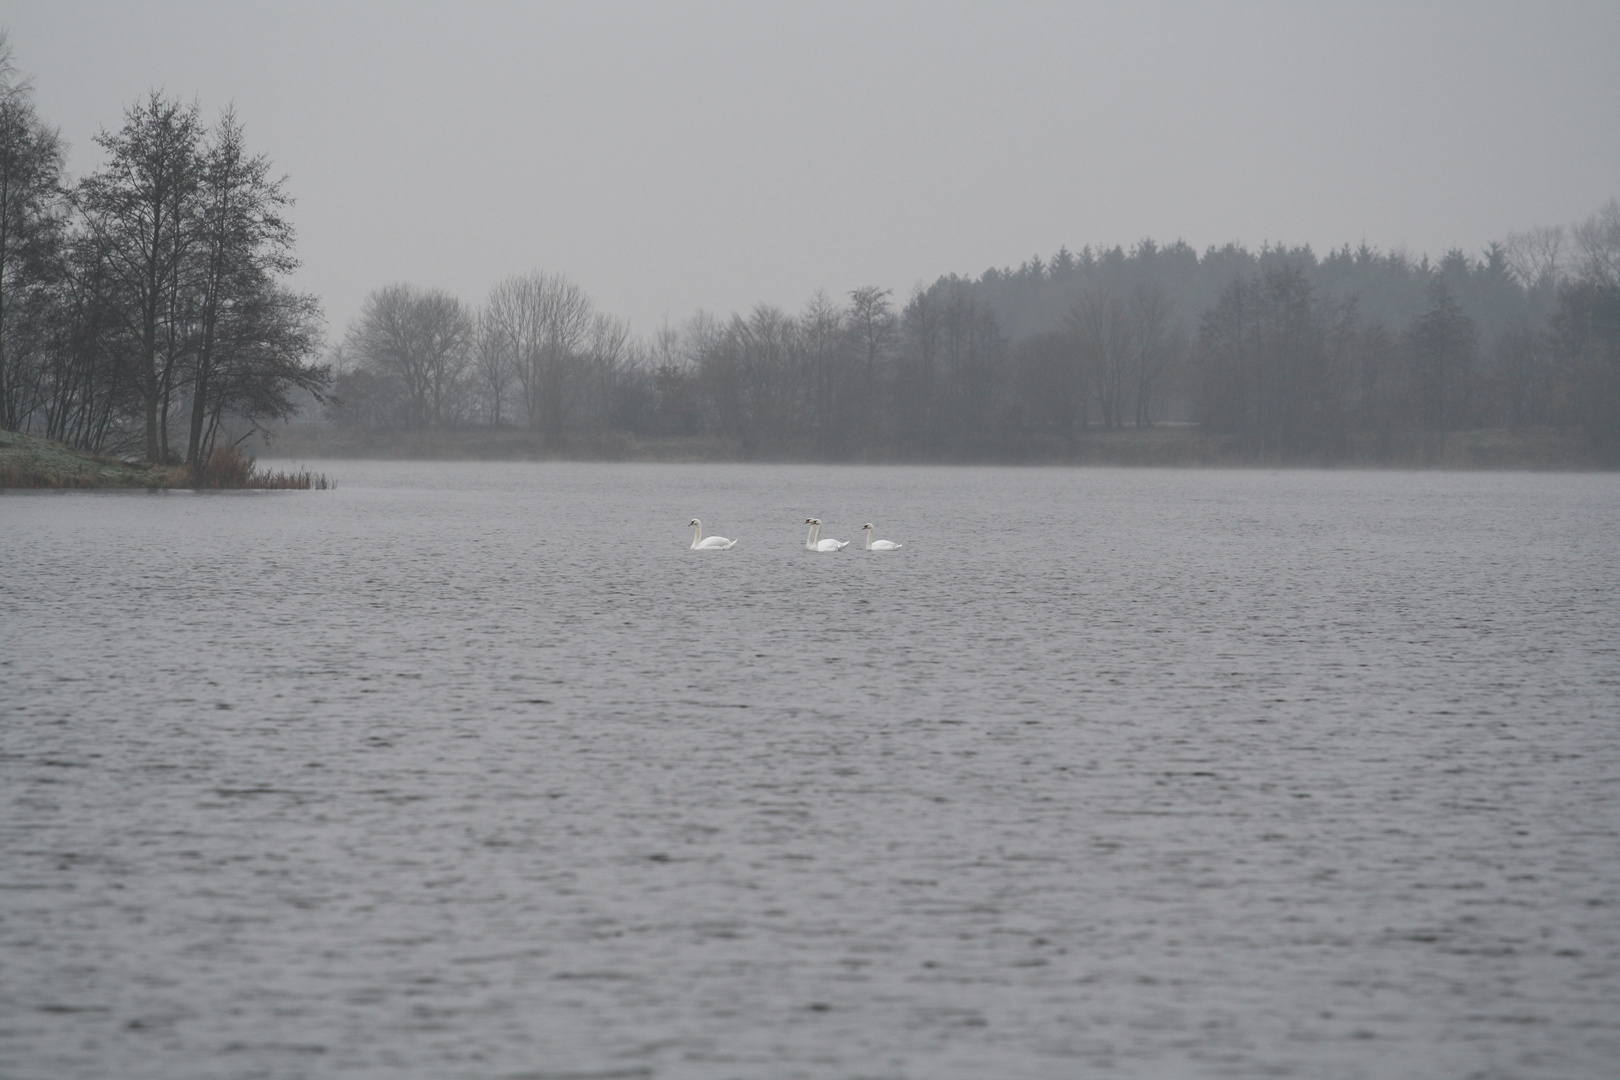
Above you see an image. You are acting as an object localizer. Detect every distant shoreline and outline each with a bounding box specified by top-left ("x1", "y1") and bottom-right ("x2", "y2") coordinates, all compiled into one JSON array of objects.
[
  {"x1": 9, "y1": 425, "x2": 1605, "y2": 487},
  {"x1": 240, "y1": 422, "x2": 1612, "y2": 471}
]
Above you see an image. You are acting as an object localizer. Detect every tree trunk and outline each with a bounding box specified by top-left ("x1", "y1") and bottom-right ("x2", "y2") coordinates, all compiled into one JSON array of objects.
[{"x1": 187, "y1": 366, "x2": 209, "y2": 467}]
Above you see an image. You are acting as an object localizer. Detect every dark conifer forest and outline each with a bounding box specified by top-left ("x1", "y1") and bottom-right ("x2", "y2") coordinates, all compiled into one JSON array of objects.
[{"x1": 3, "y1": 34, "x2": 1617, "y2": 467}]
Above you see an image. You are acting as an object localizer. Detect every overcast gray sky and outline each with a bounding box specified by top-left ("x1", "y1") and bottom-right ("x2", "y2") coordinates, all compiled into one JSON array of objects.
[{"x1": 7, "y1": 1, "x2": 1618, "y2": 340}]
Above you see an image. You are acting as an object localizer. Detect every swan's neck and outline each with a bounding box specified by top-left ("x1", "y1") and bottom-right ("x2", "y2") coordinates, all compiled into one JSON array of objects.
[
  {"x1": 691, "y1": 522, "x2": 703, "y2": 548},
  {"x1": 805, "y1": 522, "x2": 819, "y2": 550},
  {"x1": 862, "y1": 529, "x2": 873, "y2": 550}
]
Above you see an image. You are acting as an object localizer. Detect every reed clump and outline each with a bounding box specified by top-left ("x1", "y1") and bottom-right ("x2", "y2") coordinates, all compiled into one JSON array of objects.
[{"x1": 174, "y1": 442, "x2": 332, "y2": 489}]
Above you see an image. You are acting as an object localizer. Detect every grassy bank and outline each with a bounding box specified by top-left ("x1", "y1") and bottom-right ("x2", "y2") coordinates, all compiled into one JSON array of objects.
[
  {"x1": 0, "y1": 429, "x2": 174, "y2": 488},
  {"x1": 0, "y1": 430, "x2": 331, "y2": 489},
  {"x1": 244, "y1": 421, "x2": 1608, "y2": 470}
]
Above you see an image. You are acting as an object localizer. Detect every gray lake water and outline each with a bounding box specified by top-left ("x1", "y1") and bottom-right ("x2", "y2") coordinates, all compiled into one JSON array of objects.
[{"x1": 2, "y1": 462, "x2": 1618, "y2": 1080}]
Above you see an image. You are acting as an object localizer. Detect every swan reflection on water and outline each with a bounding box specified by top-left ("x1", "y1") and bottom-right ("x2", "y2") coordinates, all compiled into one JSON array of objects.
[{"x1": 687, "y1": 518, "x2": 738, "y2": 550}]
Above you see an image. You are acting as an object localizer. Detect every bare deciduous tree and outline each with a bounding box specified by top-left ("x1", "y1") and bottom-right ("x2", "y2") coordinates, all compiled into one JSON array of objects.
[
  {"x1": 1571, "y1": 198, "x2": 1620, "y2": 287},
  {"x1": 847, "y1": 285, "x2": 894, "y2": 451},
  {"x1": 1128, "y1": 282, "x2": 1177, "y2": 427},
  {"x1": 801, "y1": 289, "x2": 849, "y2": 457},
  {"x1": 75, "y1": 92, "x2": 203, "y2": 460},
  {"x1": 0, "y1": 32, "x2": 66, "y2": 433},
  {"x1": 472, "y1": 308, "x2": 514, "y2": 425},
  {"x1": 183, "y1": 108, "x2": 311, "y2": 466},
  {"x1": 486, "y1": 271, "x2": 596, "y2": 448},
  {"x1": 1503, "y1": 225, "x2": 1566, "y2": 290},
  {"x1": 345, "y1": 283, "x2": 472, "y2": 428},
  {"x1": 1067, "y1": 289, "x2": 1132, "y2": 429}
]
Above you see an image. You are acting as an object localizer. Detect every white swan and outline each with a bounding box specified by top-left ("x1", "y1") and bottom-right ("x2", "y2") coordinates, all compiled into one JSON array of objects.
[
  {"x1": 803, "y1": 518, "x2": 848, "y2": 552},
  {"x1": 860, "y1": 523, "x2": 902, "y2": 550},
  {"x1": 688, "y1": 518, "x2": 737, "y2": 550}
]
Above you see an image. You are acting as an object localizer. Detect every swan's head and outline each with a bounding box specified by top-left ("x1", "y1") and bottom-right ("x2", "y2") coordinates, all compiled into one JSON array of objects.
[
  {"x1": 861, "y1": 523, "x2": 875, "y2": 530},
  {"x1": 688, "y1": 518, "x2": 701, "y2": 526},
  {"x1": 804, "y1": 518, "x2": 820, "y2": 525}
]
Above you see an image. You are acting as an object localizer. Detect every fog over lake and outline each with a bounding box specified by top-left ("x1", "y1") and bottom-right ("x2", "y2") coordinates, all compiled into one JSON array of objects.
[
  {"x1": 8, "y1": 3, "x2": 1619, "y2": 335},
  {"x1": 4, "y1": 463, "x2": 1618, "y2": 1078},
  {"x1": 4, "y1": 2, "x2": 1619, "y2": 1075}
]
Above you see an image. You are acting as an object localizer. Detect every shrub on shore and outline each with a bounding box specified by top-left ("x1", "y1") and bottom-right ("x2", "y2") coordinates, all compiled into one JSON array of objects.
[{"x1": 171, "y1": 443, "x2": 331, "y2": 489}]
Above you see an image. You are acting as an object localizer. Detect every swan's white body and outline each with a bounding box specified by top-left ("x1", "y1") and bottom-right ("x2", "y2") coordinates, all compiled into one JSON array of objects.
[
  {"x1": 803, "y1": 518, "x2": 848, "y2": 552},
  {"x1": 688, "y1": 519, "x2": 737, "y2": 550},
  {"x1": 860, "y1": 523, "x2": 902, "y2": 550}
]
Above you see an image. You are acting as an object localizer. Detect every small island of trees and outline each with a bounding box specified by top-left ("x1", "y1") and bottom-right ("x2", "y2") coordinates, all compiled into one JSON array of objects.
[{"x1": 0, "y1": 35, "x2": 324, "y2": 485}]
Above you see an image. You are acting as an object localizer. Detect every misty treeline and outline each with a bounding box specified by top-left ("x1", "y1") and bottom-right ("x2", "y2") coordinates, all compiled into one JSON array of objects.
[
  {"x1": 6, "y1": 29, "x2": 1615, "y2": 468},
  {"x1": 332, "y1": 264, "x2": 1188, "y2": 460},
  {"x1": 0, "y1": 37, "x2": 323, "y2": 464},
  {"x1": 978, "y1": 224, "x2": 1620, "y2": 456},
  {"x1": 332, "y1": 204, "x2": 1620, "y2": 463}
]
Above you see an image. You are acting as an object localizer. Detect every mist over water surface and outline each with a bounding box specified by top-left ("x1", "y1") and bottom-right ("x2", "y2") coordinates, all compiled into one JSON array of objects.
[{"x1": 3, "y1": 463, "x2": 1618, "y2": 1079}]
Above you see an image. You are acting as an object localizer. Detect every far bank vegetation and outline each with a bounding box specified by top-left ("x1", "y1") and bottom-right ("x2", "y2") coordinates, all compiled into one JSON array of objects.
[
  {"x1": 1, "y1": 34, "x2": 1616, "y2": 470},
  {"x1": 320, "y1": 209, "x2": 1620, "y2": 467}
]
